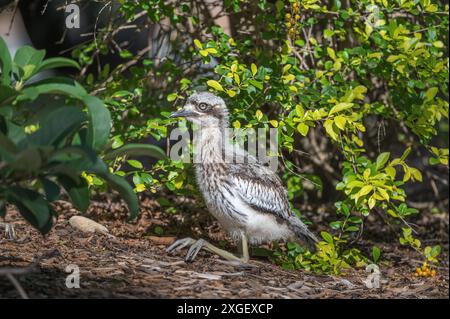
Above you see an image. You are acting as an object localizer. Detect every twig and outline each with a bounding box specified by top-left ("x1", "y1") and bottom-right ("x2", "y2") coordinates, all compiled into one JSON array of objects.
[
  {"x1": 5, "y1": 0, "x2": 19, "y2": 37},
  {"x1": 4, "y1": 273, "x2": 29, "y2": 299}
]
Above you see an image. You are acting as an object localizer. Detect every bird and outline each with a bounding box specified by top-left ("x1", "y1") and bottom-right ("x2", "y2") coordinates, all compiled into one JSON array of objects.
[{"x1": 167, "y1": 91, "x2": 318, "y2": 263}]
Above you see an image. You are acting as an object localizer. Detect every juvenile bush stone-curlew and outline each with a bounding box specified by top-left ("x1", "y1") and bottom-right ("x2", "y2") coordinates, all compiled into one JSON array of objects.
[{"x1": 167, "y1": 92, "x2": 318, "y2": 263}]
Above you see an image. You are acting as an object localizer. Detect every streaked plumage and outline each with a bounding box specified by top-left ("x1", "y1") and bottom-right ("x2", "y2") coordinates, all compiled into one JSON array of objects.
[{"x1": 167, "y1": 92, "x2": 317, "y2": 262}]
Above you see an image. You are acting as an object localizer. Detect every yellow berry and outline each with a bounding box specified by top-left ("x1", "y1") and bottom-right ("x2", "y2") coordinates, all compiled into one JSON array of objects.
[
  {"x1": 431, "y1": 270, "x2": 436, "y2": 277},
  {"x1": 285, "y1": 13, "x2": 291, "y2": 20},
  {"x1": 286, "y1": 22, "x2": 292, "y2": 28},
  {"x1": 416, "y1": 267, "x2": 421, "y2": 273},
  {"x1": 295, "y1": 14, "x2": 301, "y2": 20}
]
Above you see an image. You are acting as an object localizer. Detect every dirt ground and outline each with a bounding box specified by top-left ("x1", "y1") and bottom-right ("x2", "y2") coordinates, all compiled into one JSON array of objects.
[{"x1": 0, "y1": 195, "x2": 448, "y2": 299}]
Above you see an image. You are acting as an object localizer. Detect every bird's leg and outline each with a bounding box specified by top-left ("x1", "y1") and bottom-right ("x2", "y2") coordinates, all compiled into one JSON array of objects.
[
  {"x1": 0, "y1": 222, "x2": 16, "y2": 240},
  {"x1": 236, "y1": 232, "x2": 250, "y2": 263},
  {"x1": 166, "y1": 235, "x2": 250, "y2": 263}
]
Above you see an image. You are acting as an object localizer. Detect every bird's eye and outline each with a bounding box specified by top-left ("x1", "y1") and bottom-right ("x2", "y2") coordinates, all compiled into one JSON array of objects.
[{"x1": 198, "y1": 103, "x2": 209, "y2": 111}]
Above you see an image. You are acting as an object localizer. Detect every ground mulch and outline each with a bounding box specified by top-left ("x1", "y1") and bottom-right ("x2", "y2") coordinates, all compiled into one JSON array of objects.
[{"x1": 0, "y1": 196, "x2": 448, "y2": 299}]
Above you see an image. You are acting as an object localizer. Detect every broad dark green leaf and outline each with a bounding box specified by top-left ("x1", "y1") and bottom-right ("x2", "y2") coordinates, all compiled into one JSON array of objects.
[
  {"x1": 36, "y1": 57, "x2": 80, "y2": 73},
  {"x1": 23, "y1": 106, "x2": 86, "y2": 148},
  {"x1": 13, "y1": 45, "x2": 46, "y2": 80},
  {"x1": 0, "y1": 85, "x2": 16, "y2": 105},
  {"x1": 0, "y1": 37, "x2": 12, "y2": 85},
  {"x1": 58, "y1": 175, "x2": 90, "y2": 212},
  {"x1": 18, "y1": 82, "x2": 87, "y2": 101},
  {"x1": 83, "y1": 95, "x2": 111, "y2": 151},
  {"x1": 7, "y1": 186, "x2": 53, "y2": 234},
  {"x1": 9, "y1": 148, "x2": 42, "y2": 173},
  {"x1": 103, "y1": 143, "x2": 166, "y2": 160},
  {"x1": 41, "y1": 177, "x2": 61, "y2": 202},
  {"x1": 97, "y1": 172, "x2": 139, "y2": 220}
]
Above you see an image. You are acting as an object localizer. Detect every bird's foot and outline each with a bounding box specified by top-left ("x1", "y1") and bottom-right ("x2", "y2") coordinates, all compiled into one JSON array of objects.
[
  {"x1": 0, "y1": 222, "x2": 16, "y2": 240},
  {"x1": 166, "y1": 237, "x2": 248, "y2": 263}
]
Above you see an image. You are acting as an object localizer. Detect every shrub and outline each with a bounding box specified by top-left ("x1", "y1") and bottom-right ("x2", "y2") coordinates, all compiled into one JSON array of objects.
[
  {"x1": 0, "y1": 37, "x2": 164, "y2": 233},
  {"x1": 54, "y1": 0, "x2": 447, "y2": 272}
]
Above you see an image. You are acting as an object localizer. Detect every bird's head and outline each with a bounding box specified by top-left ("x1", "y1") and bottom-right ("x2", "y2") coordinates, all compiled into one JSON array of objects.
[{"x1": 170, "y1": 92, "x2": 229, "y2": 128}]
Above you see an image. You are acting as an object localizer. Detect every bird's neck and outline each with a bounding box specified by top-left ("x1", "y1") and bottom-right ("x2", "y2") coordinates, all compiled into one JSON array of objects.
[{"x1": 193, "y1": 125, "x2": 231, "y2": 164}]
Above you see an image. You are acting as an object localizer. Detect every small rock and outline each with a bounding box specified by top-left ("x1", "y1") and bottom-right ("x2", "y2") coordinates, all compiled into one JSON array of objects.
[{"x1": 69, "y1": 216, "x2": 109, "y2": 235}]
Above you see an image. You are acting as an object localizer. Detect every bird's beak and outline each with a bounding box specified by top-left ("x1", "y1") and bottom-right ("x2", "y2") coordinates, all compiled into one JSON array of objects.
[{"x1": 169, "y1": 109, "x2": 194, "y2": 118}]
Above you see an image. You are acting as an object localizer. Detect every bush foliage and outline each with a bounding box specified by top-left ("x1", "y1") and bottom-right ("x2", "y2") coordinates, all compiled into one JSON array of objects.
[{"x1": 0, "y1": 38, "x2": 165, "y2": 233}]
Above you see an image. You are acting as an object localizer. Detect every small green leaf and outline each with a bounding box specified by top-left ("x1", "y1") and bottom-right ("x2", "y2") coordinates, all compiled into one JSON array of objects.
[
  {"x1": 251, "y1": 63, "x2": 258, "y2": 76},
  {"x1": 376, "y1": 152, "x2": 390, "y2": 170},
  {"x1": 207, "y1": 80, "x2": 224, "y2": 92},
  {"x1": 321, "y1": 231, "x2": 333, "y2": 244},
  {"x1": 372, "y1": 246, "x2": 381, "y2": 263},
  {"x1": 329, "y1": 102, "x2": 353, "y2": 116},
  {"x1": 334, "y1": 115, "x2": 346, "y2": 130},
  {"x1": 297, "y1": 123, "x2": 309, "y2": 136},
  {"x1": 127, "y1": 159, "x2": 143, "y2": 169},
  {"x1": 193, "y1": 39, "x2": 203, "y2": 49}
]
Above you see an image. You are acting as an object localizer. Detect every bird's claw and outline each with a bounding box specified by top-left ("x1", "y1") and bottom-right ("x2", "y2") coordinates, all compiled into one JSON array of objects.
[
  {"x1": 166, "y1": 237, "x2": 206, "y2": 262},
  {"x1": 166, "y1": 237, "x2": 196, "y2": 254},
  {"x1": 185, "y1": 239, "x2": 206, "y2": 262}
]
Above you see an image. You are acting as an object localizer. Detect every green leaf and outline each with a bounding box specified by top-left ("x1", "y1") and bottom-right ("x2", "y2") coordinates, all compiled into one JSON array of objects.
[
  {"x1": 357, "y1": 185, "x2": 373, "y2": 198},
  {"x1": 41, "y1": 178, "x2": 61, "y2": 202},
  {"x1": 424, "y1": 87, "x2": 438, "y2": 101},
  {"x1": 97, "y1": 172, "x2": 139, "y2": 220},
  {"x1": 297, "y1": 123, "x2": 309, "y2": 136},
  {"x1": 327, "y1": 47, "x2": 336, "y2": 60},
  {"x1": 7, "y1": 187, "x2": 53, "y2": 234},
  {"x1": 103, "y1": 143, "x2": 166, "y2": 161},
  {"x1": 385, "y1": 166, "x2": 396, "y2": 178},
  {"x1": 13, "y1": 45, "x2": 46, "y2": 80},
  {"x1": 410, "y1": 168, "x2": 422, "y2": 182},
  {"x1": 329, "y1": 102, "x2": 353, "y2": 115},
  {"x1": 19, "y1": 79, "x2": 87, "y2": 101},
  {"x1": 321, "y1": 231, "x2": 333, "y2": 244},
  {"x1": 58, "y1": 176, "x2": 90, "y2": 212},
  {"x1": 372, "y1": 246, "x2": 381, "y2": 263},
  {"x1": 193, "y1": 39, "x2": 203, "y2": 49},
  {"x1": 253, "y1": 110, "x2": 263, "y2": 121},
  {"x1": 36, "y1": 57, "x2": 80, "y2": 73},
  {"x1": 295, "y1": 104, "x2": 304, "y2": 117},
  {"x1": 0, "y1": 37, "x2": 12, "y2": 85},
  {"x1": 352, "y1": 86, "x2": 367, "y2": 100},
  {"x1": 167, "y1": 93, "x2": 178, "y2": 102},
  {"x1": 127, "y1": 159, "x2": 143, "y2": 169},
  {"x1": 251, "y1": 63, "x2": 258, "y2": 76},
  {"x1": 334, "y1": 115, "x2": 346, "y2": 130},
  {"x1": 248, "y1": 79, "x2": 263, "y2": 90},
  {"x1": 207, "y1": 80, "x2": 224, "y2": 91},
  {"x1": 83, "y1": 95, "x2": 111, "y2": 151},
  {"x1": 23, "y1": 106, "x2": 86, "y2": 148},
  {"x1": 323, "y1": 119, "x2": 338, "y2": 141},
  {"x1": 0, "y1": 85, "x2": 16, "y2": 104},
  {"x1": 376, "y1": 152, "x2": 390, "y2": 170}
]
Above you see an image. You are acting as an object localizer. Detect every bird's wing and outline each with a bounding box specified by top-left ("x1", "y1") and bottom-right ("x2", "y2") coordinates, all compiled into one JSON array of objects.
[{"x1": 227, "y1": 164, "x2": 293, "y2": 219}]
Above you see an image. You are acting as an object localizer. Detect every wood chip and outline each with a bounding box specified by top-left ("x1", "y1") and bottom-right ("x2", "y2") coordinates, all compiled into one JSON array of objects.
[
  {"x1": 69, "y1": 216, "x2": 109, "y2": 235},
  {"x1": 148, "y1": 236, "x2": 176, "y2": 245}
]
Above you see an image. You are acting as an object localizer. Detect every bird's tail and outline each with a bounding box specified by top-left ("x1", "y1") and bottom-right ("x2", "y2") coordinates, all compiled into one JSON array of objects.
[{"x1": 288, "y1": 217, "x2": 319, "y2": 253}]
